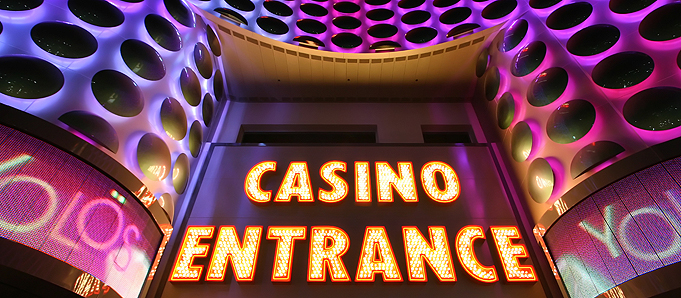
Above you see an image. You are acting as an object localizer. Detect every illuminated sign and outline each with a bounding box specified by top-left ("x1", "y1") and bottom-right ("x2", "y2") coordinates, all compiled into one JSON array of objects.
[
  {"x1": 171, "y1": 224, "x2": 535, "y2": 283},
  {"x1": 0, "y1": 125, "x2": 163, "y2": 298},
  {"x1": 164, "y1": 146, "x2": 545, "y2": 297},
  {"x1": 544, "y1": 157, "x2": 681, "y2": 298}
]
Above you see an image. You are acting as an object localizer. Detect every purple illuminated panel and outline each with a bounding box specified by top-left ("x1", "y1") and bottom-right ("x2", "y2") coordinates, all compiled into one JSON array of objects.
[
  {"x1": 0, "y1": 124, "x2": 163, "y2": 298},
  {"x1": 545, "y1": 156, "x2": 681, "y2": 298}
]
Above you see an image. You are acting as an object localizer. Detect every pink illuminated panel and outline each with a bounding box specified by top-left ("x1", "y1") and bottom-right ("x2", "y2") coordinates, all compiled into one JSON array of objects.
[{"x1": 0, "y1": 124, "x2": 163, "y2": 298}]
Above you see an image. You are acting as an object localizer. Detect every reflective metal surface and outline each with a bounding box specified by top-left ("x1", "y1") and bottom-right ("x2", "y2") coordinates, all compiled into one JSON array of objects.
[
  {"x1": 546, "y1": 99, "x2": 596, "y2": 144},
  {"x1": 526, "y1": 158, "x2": 554, "y2": 204}
]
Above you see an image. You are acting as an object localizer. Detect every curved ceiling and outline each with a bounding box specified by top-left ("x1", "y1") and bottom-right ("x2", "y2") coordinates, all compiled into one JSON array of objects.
[
  {"x1": 199, "y1": 8, "x2": 497, "y2": 102},
  {"x1": 190, "y1": 0, "x2": 514, "y2": 53}
]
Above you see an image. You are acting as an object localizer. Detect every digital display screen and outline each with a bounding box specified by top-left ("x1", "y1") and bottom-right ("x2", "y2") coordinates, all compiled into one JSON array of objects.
[
  {"x1": 0, "y1": 124, "x2": 163, "y2": 298},
  {"x1": 544, "y1": 156, "x2": 681, "y2": 298}
]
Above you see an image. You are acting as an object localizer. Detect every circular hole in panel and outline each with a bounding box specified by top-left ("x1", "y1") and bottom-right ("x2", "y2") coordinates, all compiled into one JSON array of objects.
[
  {"x1": 334, "y1": 1, "x2": 360, "y2": 13},
  {"x1": 546, "y1": 99, "x2": 596, "y2": 144},
  {"x1": 194, "y1": 42, "x2": 213, "y2": 79},
  {"x1": 333, "y1": 16, "x2": 361, "y2": 29},
  {"x1": 511, "y1": 121, "x2": 533, "y2": 162},
  {"x1": 0, "y1": 22, "x2": 2, "y2": 34},
  {"x1": 158, "y1": 193, "x2": 174, "y2": 221},
  {"x1": 398, "y1": 0, "x2": 425, "y2": 9},
  {"x1": 526, "y1": 158, "x2": 554, "y2": 204},
  {"x1": 214, "y1": 8, "x2": 249, "y2": 25},
  {"x1": 0, "y1": 55, "x2": 63, "y2": 99},
  {"x1": 439, "y1": 7, "x2": 471, "y2": 25},
  {"x1": 370, "y1": 40, "x2": 401, "y2": 51},
  {"x1": 476, "y1": 48, "x2": 489, "y2": 78},
  {"x1": 91, "y1": 70, "x2": 143, "y2": 117},
  {"x1": 257, "y1": 16, "x2": 289, "y2": 35},
  {"x1": 447, "y1": 23, "x2": 480, "y2": 38},
  {"x1": 225, "y1": 0, "x2": 255, "y2": 11},
  {"x1": 31, "y1": 22, "x2": 98, "y2": 58},
  {"x1": 180, "y1": 67, "x2": 201, "y2": 106},
  {"x1": 497, "y1": 92, "x2": 515, "y2": 129},
  {"x1": 678, "y1": 50, "x2": 681, "y2": 70},
  {"x1": 481, "y1": 0, "x2": 517, "y2": 20},
  {"x1": 365, "y1": 0, "x2": 390, "y2": 5},
  {"x1": 160, "y1": 97, "x2": 187, "y2": 140},
  {"x1": 527, "y1": 67, "x2": 568, "y2": 107},
  {"x1": 570, "y1": 141, "x2": 624, "y2": 178},
  {"x1": 188, "y1": 121, "x2": 203, "y2": 157},
  {"x1": 121, "y1": 39, "x2": 166, "y2": 81},
  {"x1": 58, "y1": 110, "x2": 119, "y2": 153},
  {"x1": 163, "y1": 0, "x2": 195, "y2": 27},
  {"x1": 405, "y1": 27, "x2": 438, "y2": 43},
  {"x1": 610, "y1": 0, "x2": 655, "y2": 14},
  {"x1": 331, "y1": 33, "x2": 363, "y2": 48},
  {"x1": 500, "y1": 19, "x2": 527, "y2": 52},
  {"x1": 173, "y1": 153, "x2": 190, "y2": 194},
  {"x1": 145, "y1": 14, "x2": 182, "y2": 52},
  {"x1": 511, "y1": 41, "x2": 546, "y2": 77},
  {"x1": 529, "y1": 0, "x2": 560, "y2": 9},
  {"x1": 294, "y1": 35, "x2": 326, "y2": 47},
  {"x1": 297, "y1": 19, "x2": 327, "y2": 34},
  {"x1": 484, "y1": 67, "x2": 500, "y2": 101},
  {"x1": 264, "y1": 0, "x2": 293, "y2": 16},
  {"x1": 567, "y1": 24, "x2": 620, "y2": 56},
  {"x1": 0, "y1": 0, "x2": 43, "y2": 10},
  {"x1": 203, "y1": 93, "x2": 214, "y2": 126},
  {"x1": 592, "y1": 51, "x2": 653, "y2": 89},
  {"x1": 206, "y1": 25, "x2": 221, "y2": 56},
  {"x1": 120, "y1": 0, "x2": 143, "y2": 2},
  {"x1": 623, "y1": 87, "x2": 681, "y2": 131},
  {"x1": 137, "y1": 133, "x2": 171, "y2": 181},
  {"x1": 433, "y1": 0, "x2": 459, "y2": 8},
  {"x1": 214, "y1": 69, "x2": 224, "y2": 101},
  {"x1": 639, "y1": 3, "x2": 681, "y2": 42},
  {"x1": 366, "y1": 8, "x2": 393, "y2": 21},
  {"x1": 402, "y1": 10, "x2": 430, "y2": 25},
  {"x1": 546, "y1": 2, "x2": 592, "y2": 30},
  {"x1": 300, "y1": 3, "x2": 327, "y2": 16},
  {"x1": 68, "y1": 0, "x2": 124, "y2": 27},
  {"x1": 368, "y1": 24, "x2": 398, "y2": 38}
]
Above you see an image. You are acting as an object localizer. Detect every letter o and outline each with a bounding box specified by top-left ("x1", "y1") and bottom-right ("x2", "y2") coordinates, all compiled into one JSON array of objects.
[
  {"x1": 0, "y1": 176, "x2": 58, "y2": 233},
  {"x1": 421, "y1": 161, "x2": 460, "y2": 203},
  {"x1": 618, "y1": 207, "x2": 681, "y2": 261},
  {"x1": 77, "y1": 199, "x2": 124, "y2": 250}
]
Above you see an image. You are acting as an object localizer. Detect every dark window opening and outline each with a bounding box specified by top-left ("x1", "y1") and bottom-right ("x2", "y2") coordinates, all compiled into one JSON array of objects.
[
  {"x1": 422, "y1": 125, "x2": 476, "y2": 144},
  {"x1": 238, "y1": 125, "x2": 377, "y2": 144}
]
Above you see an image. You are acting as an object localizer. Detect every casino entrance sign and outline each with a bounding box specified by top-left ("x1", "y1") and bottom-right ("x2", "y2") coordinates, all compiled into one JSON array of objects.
[{"x1": 169, "y1": 161, "x2": 537, "y2": 284}]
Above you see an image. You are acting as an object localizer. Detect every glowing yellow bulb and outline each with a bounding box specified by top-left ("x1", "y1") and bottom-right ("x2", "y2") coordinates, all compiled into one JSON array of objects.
[
  {"x1": 402, "y1": 226, "x2": 455, "y2": 282},
  {"x1": 245, "y1": 161, "x2": 277, "y2": 203},
  {"x1": 421, "y1": 161, "x2": 460, "y2": 203},
  {"x1": 308, "y1": 226, "x2": 351, "y2": 282},
  {"x1": 275, "y1": 162, "x2": 314, "y2": 202},
  {"x1": 356, "y1": 226, "x2": 403, "y2": 282},
  {"x1": 267, "y1": 226, "x2": 306, "y2": 282},
  {"x1": 376, "y1": 162, "x2": 418, "y2": 202},
  {"x1": 206, "y1": 226, "x2": 263, "y2": 282},
  {"x1": 489, "y1": 226, "x2": 537, "y2": 282},
  {"x1": 170, "y1": 226, "x2": 214, "y2": 282},
  {"x1": 355, "y1": 161, "x2": 371, "y2": 202},
  {"x1": 319, "y1": 161, "x2": 348, "y2": 203},
  {"x1": 455, "y1": 226, "x2": 498, "y2": 283}
]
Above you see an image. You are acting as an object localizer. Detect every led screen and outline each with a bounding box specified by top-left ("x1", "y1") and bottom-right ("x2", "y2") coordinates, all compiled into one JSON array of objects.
[
  {"x1": 0, "y1": 124, "x2": 163, "y2": 298},
  {"x1": 544, "y1": 156, "x2": 681, "y2": 298}
]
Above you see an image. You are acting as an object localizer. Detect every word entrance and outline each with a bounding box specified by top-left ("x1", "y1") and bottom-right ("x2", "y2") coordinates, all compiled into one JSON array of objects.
[{"x1": 170, "y1": 225, "x2": 537, "y2": 283}]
